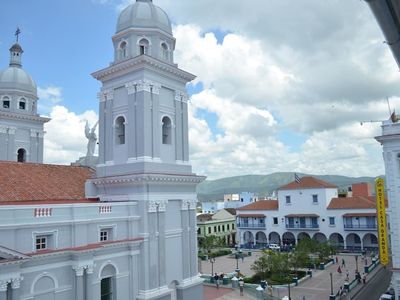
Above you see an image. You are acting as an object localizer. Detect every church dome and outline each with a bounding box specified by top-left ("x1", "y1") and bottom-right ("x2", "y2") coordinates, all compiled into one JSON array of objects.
[
  {"x1": 116, "y1": 0, "x2": 172, "y2": 35},
  {"x1": 0, "y1": 43, "x2": 37, "y2": 97},
  {"x1": 0, "y1": 67, "x2": 37, "y2": 96}
]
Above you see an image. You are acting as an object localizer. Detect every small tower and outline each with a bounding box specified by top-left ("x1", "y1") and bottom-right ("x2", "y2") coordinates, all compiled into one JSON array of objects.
[
  {"x1": 86, "y1": 1, "x2": 205, "y2": 299},
  {"x1": 0, "y1": 35, "x2": 50, "y2": 163}
]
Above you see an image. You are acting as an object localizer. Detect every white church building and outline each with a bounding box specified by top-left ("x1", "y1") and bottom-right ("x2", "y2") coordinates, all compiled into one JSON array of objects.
[{"x1": 0, "y1": 1, "x2": 205, "y2": 299}]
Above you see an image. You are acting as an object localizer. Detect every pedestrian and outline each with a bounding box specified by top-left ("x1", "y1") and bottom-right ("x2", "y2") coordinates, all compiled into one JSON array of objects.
[
  {"x1": 241, "y1": 255, "x2": 244, "y2": 262},
  {"x1": 335, "y1": 256, "x2": 339, "y2": 264},
  {"x1": 337, "y1": 265, "x2": 342, "y2": 274},
  {"x1": 239, "y1": 277, "x2": 244, "y2": 296},
  {"x1": 213, "y1": 273, "x2": 219, "y2": 289},
  {"x1": 355, "y1": 271, "x2": 361, "y2": 283},
  {"x1": 219, "y1": 273, "x2": 224, "y2": 285},
  {"x1": 341, "y1": 258, "x2": 346, "y2": 268},
  {"x1": 362, "y1": 273, "x2": 366, "y2": 284},
  {"x1": 345, "y1": 269, "x2": 349, "y2": 280}
]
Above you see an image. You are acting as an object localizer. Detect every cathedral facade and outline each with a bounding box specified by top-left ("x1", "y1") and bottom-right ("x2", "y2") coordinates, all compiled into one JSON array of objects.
[{"x1": 0, "y1": 1, "x2": 205, "y2": 299}]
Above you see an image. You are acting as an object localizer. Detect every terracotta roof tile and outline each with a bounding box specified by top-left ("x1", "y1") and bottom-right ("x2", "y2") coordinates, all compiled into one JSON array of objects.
[
  {"x1": 327, "y1": 196, "x2": 386, "y2": 209},
  {"x1": 224, "y1": 208, "x2": 237, "y2": 216},
  {"x1": 237, "y1": 200, "x2": 278, "y2": 211},
  {"x1": 0, "y1": 161, "x2": 94, "y2": 203},
  {"x1": 279, "y1": 176, "x2": 337, "y2": 190}
]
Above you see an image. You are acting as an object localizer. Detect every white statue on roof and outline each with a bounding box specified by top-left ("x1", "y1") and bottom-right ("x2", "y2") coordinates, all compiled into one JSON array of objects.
[{"x1": 85, "y1": 120, "x2": 98, "y2": 158}]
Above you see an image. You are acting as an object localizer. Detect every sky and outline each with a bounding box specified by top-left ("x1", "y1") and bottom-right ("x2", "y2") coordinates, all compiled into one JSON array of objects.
[{"x1": 1, "y1": 0, "x2": 399, "y2": 180}]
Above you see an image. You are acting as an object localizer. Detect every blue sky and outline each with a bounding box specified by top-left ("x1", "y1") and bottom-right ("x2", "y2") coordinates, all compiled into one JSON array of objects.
[{"x1": 1, "y1": 0, "x2": 399, "y2": 179}]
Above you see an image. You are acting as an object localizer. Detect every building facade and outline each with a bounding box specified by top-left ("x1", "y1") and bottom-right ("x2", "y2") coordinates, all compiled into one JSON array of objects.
[
  {"x1": 236, "y1": 177, "x2": 380, "y2": 252},
  {"x1": 0, "y1": 1, "x2": 205, "y2": 300},
  {"x1": 197, "y1": 209, "x2": 236, "y2": 246}
]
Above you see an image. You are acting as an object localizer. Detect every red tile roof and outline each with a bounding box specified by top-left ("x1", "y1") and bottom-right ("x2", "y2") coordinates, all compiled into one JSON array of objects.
[
  {"x1": 279, "y1": 176, "x2": 337, "y2": 190},
  {"x1": 237, "y1": 200, "x2": 278, "y2": 211},
  {"x1": 0, "y1": 161, "x2": 95, "y2": 203},
  {"x1": 327, "y1": 196, "x2": 386, "y2": 209}
]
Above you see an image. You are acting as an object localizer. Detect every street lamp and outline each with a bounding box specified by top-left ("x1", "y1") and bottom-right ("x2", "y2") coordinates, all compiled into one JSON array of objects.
[
  {"x1": 330, "y1": 272, "x2": 334, "y2": 297},
  {"x1": 210, "y1": 257, "x2": 216, "y2": 276},
  {"x1": 235, "y1": 251, "x2": 242, "y2": 272},
  {"x1": 355, "y1": 255, "x2": 359, "y2": 272},
  {"x1": 287, "y1": 281, "x2": 291, "y2": 300}
]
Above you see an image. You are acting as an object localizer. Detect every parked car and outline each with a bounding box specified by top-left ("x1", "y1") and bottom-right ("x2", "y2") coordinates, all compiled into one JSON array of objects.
[
  {"x1": 268, "y1": 243, "x2": 281, "y2": 251},
  {"x1": 379, "y1": 294, "x2": 394, "y2": 300}
]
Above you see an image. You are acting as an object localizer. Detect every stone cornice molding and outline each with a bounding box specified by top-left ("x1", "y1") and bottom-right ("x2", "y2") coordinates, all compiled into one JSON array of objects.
[
  {"x1": 0, "y1": 111, "x2": 50, "y2": 123},
  {"x1": 91, "y1": 173, "x2": 206, "y2": 186},
  {"x1": 92, "y1": 55, "x2": 195, "y2": 83},
  {"x1": 112, "y1": 27, "x2": 175, "y2": 43},
  {"x1": 126, "y1": 80, "x2": 161, "y2": 95}
]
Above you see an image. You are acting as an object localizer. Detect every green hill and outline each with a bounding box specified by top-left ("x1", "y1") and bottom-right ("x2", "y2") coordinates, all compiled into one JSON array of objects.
[{"x1": 196, "y1": 172, "x2": 380, "y2": 201}]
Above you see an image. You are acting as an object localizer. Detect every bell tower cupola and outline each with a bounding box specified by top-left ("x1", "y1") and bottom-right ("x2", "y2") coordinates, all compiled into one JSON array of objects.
[
  {"x1": 113, "y1": 0, "x2": 175, "y2": 64},
  {"x1": 9, "y1": 43, "x2": 23, "y2": 68}
]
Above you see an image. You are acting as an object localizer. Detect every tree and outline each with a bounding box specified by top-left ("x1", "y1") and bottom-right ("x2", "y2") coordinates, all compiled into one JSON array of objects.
[{"x1": 198, "y1": 235, "x2": 224, "y2": 255}]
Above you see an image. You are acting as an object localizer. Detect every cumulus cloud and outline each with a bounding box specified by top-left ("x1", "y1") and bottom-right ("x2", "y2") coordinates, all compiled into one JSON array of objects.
[
  {"x1": 38, "y1": 86, "x2": 63, "y2": 115},
  {"x1": 44, "y1": 106, "x2": 98, "y2": 165}
]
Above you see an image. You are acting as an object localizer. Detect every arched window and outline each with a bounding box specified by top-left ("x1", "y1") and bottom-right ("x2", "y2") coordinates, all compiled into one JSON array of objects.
[
  {"x1": 115, "y1": 116, "x2": 125, "y2": 145},
  {"x1": 119, "y1": 41, "x2": 127, "y2": 59},
  {"x1": 162, "y1": 116, "x2": 171, "y2": 144},
  {"x1": 161, "y1": 43, "x2": 169, "y2": 61},
  {"x1": 138, "y1": 38, "x2": 150, "y2": 55},
  {"x1": 2, "y1": 96, "x2": 10, "y2": 109},
  {"x1": 19, "y1": 98, "x2": 26, "y2": 110},
  {"x1": 17, "y1": 148, "x2": 26, "y2": 162}
]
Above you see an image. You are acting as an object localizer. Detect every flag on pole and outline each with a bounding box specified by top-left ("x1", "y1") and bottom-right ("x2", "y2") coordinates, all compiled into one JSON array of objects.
[{"x1": 294, "y1": 173, "x2": 301, "y2": 184}]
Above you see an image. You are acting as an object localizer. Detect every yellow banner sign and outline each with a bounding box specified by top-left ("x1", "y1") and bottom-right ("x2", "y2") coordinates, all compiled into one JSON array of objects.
[{"x1": 376, "y1": 178, "x2": 389, "y2": 266}]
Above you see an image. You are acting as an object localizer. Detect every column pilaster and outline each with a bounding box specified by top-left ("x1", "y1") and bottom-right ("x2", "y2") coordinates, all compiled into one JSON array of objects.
[
  {"x1": 86, "y1": 265, "x2": 94, "y2": 300},
  {"x1": 0, "y1": 280, "x2": 8, "y2": 300},
  {"x1": 11, "y1": 277, "x2": 22, "y2": 300},
  {"x1": 73, "y1": 266, "x2": 85, "y2": 300}
]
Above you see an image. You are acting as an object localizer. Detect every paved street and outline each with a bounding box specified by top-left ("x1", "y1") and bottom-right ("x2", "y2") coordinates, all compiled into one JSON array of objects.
[
  {"x1": 200, "y1": 251, "x2": 384, "y2": 300},
  {"x1": 353, "y1": 266, "x2": 392, "y2": 300}
]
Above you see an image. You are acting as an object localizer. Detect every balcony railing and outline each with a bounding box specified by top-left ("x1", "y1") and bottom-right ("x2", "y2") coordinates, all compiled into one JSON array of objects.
[
  {"x1": 344, "y1": 224, "x2": 377, "y2": 230},
  {"x1": 237, "y1": 223, "x2": 266, "y2": 229},
  {"x1": 285, "y1": 224, "x2": 319, "y2": 230}
]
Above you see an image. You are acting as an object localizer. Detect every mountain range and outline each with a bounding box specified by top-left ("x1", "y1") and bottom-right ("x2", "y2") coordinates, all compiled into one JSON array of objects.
[{"x1": 196, "y1": 172, "x2": 380, "y2": 202}]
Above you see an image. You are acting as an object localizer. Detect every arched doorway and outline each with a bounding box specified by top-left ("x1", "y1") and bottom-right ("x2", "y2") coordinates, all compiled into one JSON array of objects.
[
  {"x1": 255, "y1": 231, "x2": 267, "y2": 248},
  {"x1": 329, "y1": 233, "x2": 344, "y2": 250},
  {"x1": 243, "y1": 231, "x2": 254, "y2": 247},
  {"x1": 362, "y1": 233, "x2": 378, "y2": 251},
  {"x1": 269, "y1": 232, "x2": 281, "y2": 245},
  {"x1": 297, "y1": 232, "x2": 311, "y2": 243},
  {"x1": 312, "y1": 232, "x2": 327, "y2": 243},
  {"x1": 17, "y1": 148, "x2": 26, "y2": 162},
  {"x1": 346, "y1": 233, "x2": 361, "y2": 251},
  {"x1": 282, "y1": 232, "x2": 296, "y2": 246},
  {"x1": 100, "y1": 264, "x2": 117, "y2": 300}
]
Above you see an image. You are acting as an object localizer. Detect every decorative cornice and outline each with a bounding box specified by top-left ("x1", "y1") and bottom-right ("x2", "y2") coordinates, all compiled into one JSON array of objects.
[
  {"x1": 91, "y1": 173, "x2": 206, "y2": 186},
  {"x1": 0, "y1": 279, "x2": 9, "y2": 291},
  {"x1": 30, "y1": 129, "x2": 44, "y2": 138},
  {"x1": 11, "y1": 277, "x2": 22, "y2": 289},
  {"x1": 181, "y1": 199, "x2": 197, "y2": 211},
  {"x1": 92, "y1": 55, "x2": 196, "y2": 83},
  {"x1": 0, "y1": 111, "x2": 50, "y2": 123},
  {"x1": 175, "y1": 91, "x2": 189, "y2": 103},
  {"x1": 126, "y1": 80, "x2": 161, "y2": 95},
  {"x1": 72, "y1": 265, "x2": 85, "y2": 276},
  {"x1": 148, "y1": 200, "x2": 168, "y2": 213}
]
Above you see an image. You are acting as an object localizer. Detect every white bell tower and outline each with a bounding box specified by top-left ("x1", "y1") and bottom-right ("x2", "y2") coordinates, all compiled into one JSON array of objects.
[{"x1": 86, "y1": 1, "x2": 205, "y2": 299}]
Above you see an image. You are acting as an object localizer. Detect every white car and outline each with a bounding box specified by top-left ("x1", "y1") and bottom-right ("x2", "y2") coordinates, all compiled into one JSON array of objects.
[{"x1": 268, "y1": 244, "x2": 281, "y2": 251}]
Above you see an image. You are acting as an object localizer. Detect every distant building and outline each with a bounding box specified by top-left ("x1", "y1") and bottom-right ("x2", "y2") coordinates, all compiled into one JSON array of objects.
[
  {"x1": 236, "y1": 177, "x2": 381, "y2": 251},
  {"x1": 202, "y1": 192, "x2": 258, "y2": 213},
  {"x1": 197, "y1": 209, "x2": 236, "y2": 245}
]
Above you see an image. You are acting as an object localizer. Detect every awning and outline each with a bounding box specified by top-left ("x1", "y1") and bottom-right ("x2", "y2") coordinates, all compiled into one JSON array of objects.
[
  {"x1": 343, "y1": 213, "x2": 376, "y2": 217},
  {"x1": 284, "y1": 214, "x2": 319, "y2": 218},
  {"x1": 237, "y1": 214, "x2": 265, "y2": 218}
]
